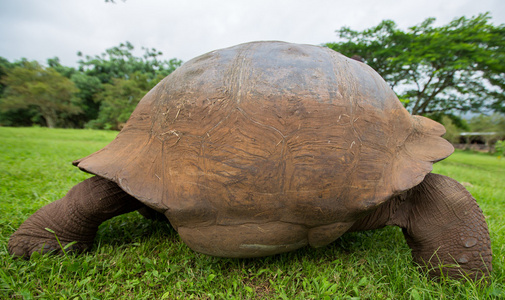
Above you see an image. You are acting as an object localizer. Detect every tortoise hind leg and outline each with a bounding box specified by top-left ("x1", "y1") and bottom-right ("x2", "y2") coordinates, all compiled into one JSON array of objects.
[
  {"x1": 388, "y1": 173, "x2": 492, "y2": 280},
  {"x1": 8, "y1": 176, "x2": 143, "y2": 258}
]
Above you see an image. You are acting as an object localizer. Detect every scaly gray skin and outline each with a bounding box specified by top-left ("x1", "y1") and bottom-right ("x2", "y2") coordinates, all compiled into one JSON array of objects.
[
  {"x1": 8, "y1": 174, "x2": 492, "y2": 280},
  {"x1": 8, "y1": 176, "x2": 143, "y2": 256},
  {"x1": 350, "y1": 173, "x2": 492, "y2": 279}
]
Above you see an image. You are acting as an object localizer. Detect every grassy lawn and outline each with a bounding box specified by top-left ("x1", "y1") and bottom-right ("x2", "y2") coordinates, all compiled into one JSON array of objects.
[{"x1": 0, "y1": 127, "x2": 503, "y2": 299}]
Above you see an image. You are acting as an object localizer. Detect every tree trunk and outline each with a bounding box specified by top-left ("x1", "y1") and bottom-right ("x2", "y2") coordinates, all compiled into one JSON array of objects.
[
  {"x1": 44, "y1": 115, "x2": 56, "y2": 128},
  {"x1": 41, "y1": 108, "x2": 58, "y2": 128}
]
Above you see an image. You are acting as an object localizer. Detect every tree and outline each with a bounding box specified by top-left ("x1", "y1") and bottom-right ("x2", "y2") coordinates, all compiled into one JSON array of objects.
[
  {"x1": 78, "y1": 42, "x2": 181, "y2": 129},
  {"x1": 68, "y1": 73, "x2": 103, "y2": 128},
  {"x1": 0, "y1": 57, "x2": 13, "y2": 96},
  {"x1": 439, "y1": 115, "x2": 461, "y2": 144},
  {"x1": 0, "y1": 61, "x2": 80, "y2": 128},
  {"x1": 325, "y1": 13, "x2": 505, "y2": 115},
  {"x1": 0, "y1": 57, "x2": 42, "y2": 126},
  {"x1": 77, "y1": 42, "x2": 182, "y2": 84},
  {"x1": 47, "y1": 57, "x2": 77, "y2": 78},
  {"x1": 87, "y1": 71, "x2": 162, "y2": 130},
  {"x1": 0, "y1": 43, "x2": 182, "y2": 129}
]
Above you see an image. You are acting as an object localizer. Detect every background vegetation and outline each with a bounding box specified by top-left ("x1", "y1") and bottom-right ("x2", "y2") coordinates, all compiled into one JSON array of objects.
[
  {"x1": 0, "y1": 42, "x2": 181, "y2": 130},
  {"x1": 326, "y1": 13, "x2": 505, "y2": 116},
  {"x1": 0, "y1": 127, "x2": 503, "y2": 299},
  {"x1": 0, "y1": 13, "x2": 504, "y2": 137}
]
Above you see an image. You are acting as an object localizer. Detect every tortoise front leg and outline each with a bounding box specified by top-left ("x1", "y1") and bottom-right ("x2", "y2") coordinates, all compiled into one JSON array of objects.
[
  {"x1": 8, "y1": 176, "x2": 143, "y2": 258},
  {"x1": 388, "y1": 173, "x2": 492, "y2": 280},
  {"x1": 349, "y1": 173, "x2": 492, "y2": 280}
]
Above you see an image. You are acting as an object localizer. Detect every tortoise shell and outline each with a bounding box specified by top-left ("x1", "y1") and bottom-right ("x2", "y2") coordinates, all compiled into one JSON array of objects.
[{"x1": 74, "y1": 41, "x2": 453, "y2": 257}]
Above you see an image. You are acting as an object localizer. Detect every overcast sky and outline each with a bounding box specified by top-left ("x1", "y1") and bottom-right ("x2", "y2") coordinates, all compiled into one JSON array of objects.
[{"x1": 1, "y1": 0, "x2": 504, "y2": 67}]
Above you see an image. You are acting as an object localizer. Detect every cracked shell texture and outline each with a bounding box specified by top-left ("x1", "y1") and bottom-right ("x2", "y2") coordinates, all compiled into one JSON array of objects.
[{"x1": 74, "y1": 41, "x2": 454, "y2": 231}]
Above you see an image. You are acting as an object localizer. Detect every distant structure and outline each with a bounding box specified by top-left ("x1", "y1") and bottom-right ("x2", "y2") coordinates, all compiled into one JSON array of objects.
[{"x1": 456, "y1": 132, "x2": 501, "y2": 152}]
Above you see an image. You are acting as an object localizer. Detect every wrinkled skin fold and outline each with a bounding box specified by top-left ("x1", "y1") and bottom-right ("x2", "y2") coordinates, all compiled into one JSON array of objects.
[
  {"x1": 9, "y1": 173, "x2": 491, "y2": 280},
  {"x1": 350, "y1": 173, "x2": 492, "y2": 280},
  {"x1": 8, "y1": 177, "x2": 143, "y2": 256}
]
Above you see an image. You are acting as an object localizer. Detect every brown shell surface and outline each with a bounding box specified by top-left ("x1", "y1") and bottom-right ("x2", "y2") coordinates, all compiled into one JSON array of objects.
[{"x1": 74, "y1": 41, "x2": 453, "y2": 256}]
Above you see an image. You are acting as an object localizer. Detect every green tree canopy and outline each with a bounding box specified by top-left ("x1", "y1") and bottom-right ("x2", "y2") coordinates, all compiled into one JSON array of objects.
[
  {"x1": 77, "y1": 41, "x2": 182, "y2": 84},
  {"x1": 87, "y1": 71, "x2": 161, "y2": 130},
  {"x1": 0, "y1": 61, "x2": 80, "y2": 128},
  {"x1": 77, "y1": 42, "x2": 182, "y2": 129},
  {"x1": 47, "y1": 57, "x2": 77, "y2": 78},
  {"x1": 0, "y1": 42, "x2": 182, "y2": 129},
  {"x1": 0, "y1": 57, "x2": 14, "y2": 96},
  {"x1": 325, "y1": 13, "x2": 505, "y2": 115},
  {"x1": 0, "y1": 57, "x2": 42, "y2": 126}
]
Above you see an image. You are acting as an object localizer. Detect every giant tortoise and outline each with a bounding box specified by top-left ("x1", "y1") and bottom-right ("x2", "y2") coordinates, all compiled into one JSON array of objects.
[{"x1": 9, "y1": 41, "x2": 492, "y2": 279}]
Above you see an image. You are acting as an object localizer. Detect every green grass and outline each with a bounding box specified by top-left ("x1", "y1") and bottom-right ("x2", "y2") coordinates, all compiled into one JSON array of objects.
[{"x1": 0, "y1": 127, "x2": 504, "y2": 299}]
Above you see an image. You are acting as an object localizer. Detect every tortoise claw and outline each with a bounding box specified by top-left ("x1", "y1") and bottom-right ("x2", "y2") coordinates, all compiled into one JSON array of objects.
[
  {"x1": 8, "y1": 214, "x2": 89, "y2": 258},
  {"x1": 8, "y1": 176, "x2": 142, "y2": 259},
  {"x1": 8, "y1": 235, "x2": 64, "y2": 258}
]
